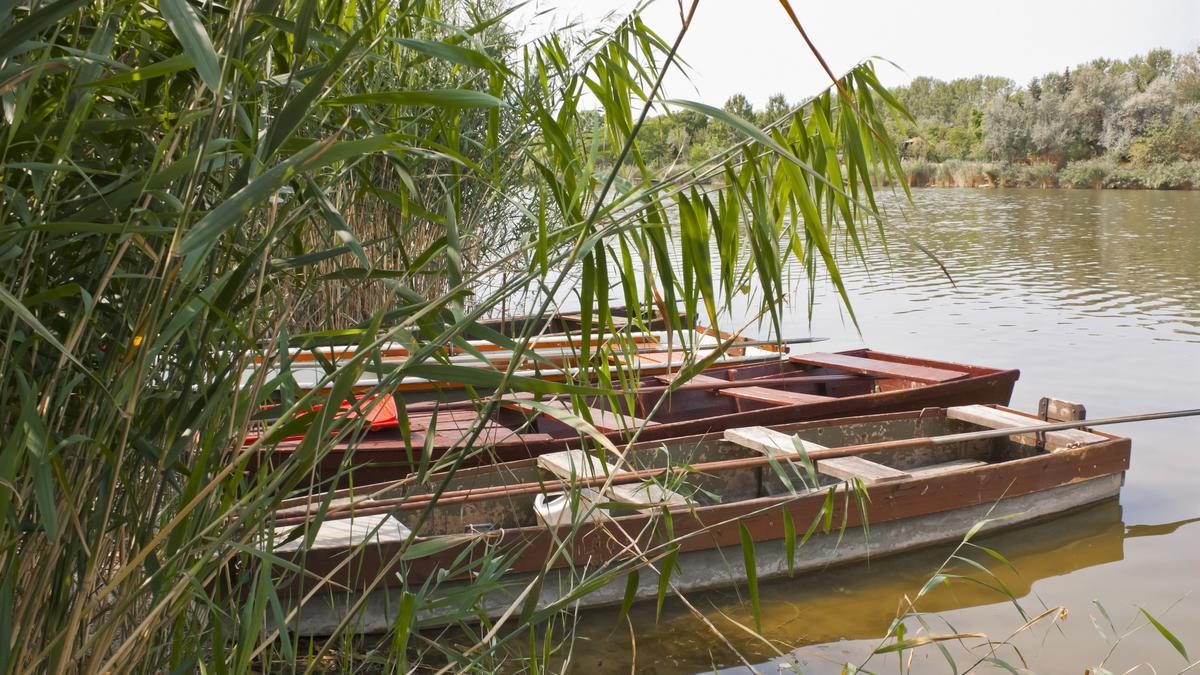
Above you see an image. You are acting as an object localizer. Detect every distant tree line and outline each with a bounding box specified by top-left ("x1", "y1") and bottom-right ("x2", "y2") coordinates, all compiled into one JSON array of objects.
[
  {"x1": 893, "y1": 48, "x2": 1200, "y2": 166},
  {"x1": 607, "y1": 48, "x2": 1200, "y2": 188}
]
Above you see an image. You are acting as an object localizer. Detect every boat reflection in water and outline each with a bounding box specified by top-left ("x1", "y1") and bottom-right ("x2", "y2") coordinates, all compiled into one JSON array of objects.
[{"x1": 566, "y1": 499, "x2": 1136, "y2": 674}]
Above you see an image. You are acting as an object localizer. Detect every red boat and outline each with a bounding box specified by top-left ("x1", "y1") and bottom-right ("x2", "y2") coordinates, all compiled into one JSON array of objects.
[{"x1": 259, "y1": 349, "x2": 1019, "y2": 485}]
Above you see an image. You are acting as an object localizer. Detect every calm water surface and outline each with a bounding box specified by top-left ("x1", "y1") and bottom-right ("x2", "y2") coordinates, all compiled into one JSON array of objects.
[{"x1": 567, "y1": 188, "x2": 1200, "y2": 674}]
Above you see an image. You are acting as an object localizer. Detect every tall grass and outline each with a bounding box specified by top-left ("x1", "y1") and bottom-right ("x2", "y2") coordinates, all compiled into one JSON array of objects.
[{"x1": 0, "y1": 0, "x2": 912, "y2": 671}]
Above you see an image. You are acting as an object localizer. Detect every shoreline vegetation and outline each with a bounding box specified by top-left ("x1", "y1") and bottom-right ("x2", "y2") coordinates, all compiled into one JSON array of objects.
[
  {"x1": 611, "y1": 47, "x2": 1200, "y2": 190},
  {"x1": 896, "y1": 158, "x2": 1200, "y2": 189}
]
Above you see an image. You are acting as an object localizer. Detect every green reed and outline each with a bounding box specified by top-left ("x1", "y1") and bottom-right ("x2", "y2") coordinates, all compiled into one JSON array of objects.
[{"x1": 0, "y1": 0, "x2": 912, "y2": 671}]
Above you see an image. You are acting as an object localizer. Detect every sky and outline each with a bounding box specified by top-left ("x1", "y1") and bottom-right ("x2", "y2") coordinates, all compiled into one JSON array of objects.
[{"x1": 516, "y1": 1, "x2": 1200, "y2": 107}]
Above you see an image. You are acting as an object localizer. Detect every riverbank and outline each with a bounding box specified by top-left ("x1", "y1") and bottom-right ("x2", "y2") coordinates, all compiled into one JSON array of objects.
[{"x1": 894, "y1": 159, "x2": 1200, "y2": 190}]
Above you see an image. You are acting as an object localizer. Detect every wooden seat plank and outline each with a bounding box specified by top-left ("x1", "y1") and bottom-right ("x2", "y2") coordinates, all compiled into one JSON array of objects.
[
  {"x1": 406, "y1": 409, "x2": 483, "y2": 430},
  {"x1": 408, "y1": 411, "x2": 526, "y2": 448},
  {"x1": 275, "y1": 513, "x2": 412, "y2": 553},
  {"x1": 537, "y1": 449, "x2": 625, "y2": 481},
  {"x1": 658, "y1": 372, "x2": 836, "y2": 406},
  {"x1": 607, "y1": 482, "x2": 690, "y2": 509},
  {"x1": 356, "y1": 409, "x2": 552, "y2": 450},
  {"x1": 718, "y1": 386, "x2": 834, "y2": 406},
  {"x1": 440, "y1": 421, "x2": 553, "y2": 448},
  {"x1": 538, "y1": 450, "x2": 690, "y2": 512},
  {"x1": 494, "y1": 431, "x2": 555, "y2": 446},
  {"x1": 654, "y1": 372, "x2": 728, "y2": 386},
  {"x1": 724, "y1": 426, "x2": 828, "y2": 456},
  {"x1": 818, "y1": 456, "x2": 911, "y2": 484},
  {"x1": 947, "y1": 404, "x2": 1105, "y2": 450},
  {"x1": 790, "y1": 352, "x2": 968, "y2": 383},
  {"x1": 908, "y1": 458, "x2": 988, "y2": 478},
  {"x1": 658, "y1": 373, "x2": 862, "y2": 387},
  {"x1": 632, "y1": 349, "x2": 699, "y2": 365},
  {"x1": 746, "y1": 372, "x2": 863, "y2": 384},
  {"x1": 505, "y1": 398, "x2": 658, "y2": 432}
]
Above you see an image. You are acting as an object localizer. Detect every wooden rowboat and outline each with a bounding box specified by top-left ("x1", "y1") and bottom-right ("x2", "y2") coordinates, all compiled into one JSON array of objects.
[
  {"x1": 241, "y1": 327, "x2": 786, "y2": 396},
  {"x1": 265, "y1": 349, "x2": 1019, "y2": 484},
  {"x1": 269, "y1": 402, "x2": 1129, "y2": 635}
]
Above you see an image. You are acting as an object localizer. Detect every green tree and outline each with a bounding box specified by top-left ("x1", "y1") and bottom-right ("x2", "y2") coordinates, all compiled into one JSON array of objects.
[
  {"x1": 1174, "y1": 49, "x2": 1200, "y2": 102},
  {"x1": 1102, "y1": 76, "x2": 1175, "y2": 158},
  {"x1": 761, "y1": 92, "x2": 791, "y2": 125},
  {"x1": 723, "y1": 92, "x2": 756, "y2": 120},
  {"x1": 982, "y1": 93, "x2": 1032, "y2": 161}
]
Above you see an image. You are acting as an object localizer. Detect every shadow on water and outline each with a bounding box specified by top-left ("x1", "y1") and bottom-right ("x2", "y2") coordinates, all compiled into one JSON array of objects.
[{"x1": 562, "y1": 500, "x2": 1200, "y2": 674}]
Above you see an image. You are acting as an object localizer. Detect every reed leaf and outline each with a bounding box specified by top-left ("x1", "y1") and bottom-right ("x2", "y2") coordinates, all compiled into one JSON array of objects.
[
  {"x1": 738, "y1": 521, "x2": 762, "y2": 633},
  {"x1": 158, "y1": 0, "x2": 221, "y2": 91},
  {"x1": 1141, "y1": 608, "x2": 1189, "y2": 661}
]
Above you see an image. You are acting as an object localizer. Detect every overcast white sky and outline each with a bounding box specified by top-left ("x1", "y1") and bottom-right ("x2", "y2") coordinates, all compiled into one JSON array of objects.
[{"x1": 517, "y1": 1, "x2": 1200, "y2": 106}]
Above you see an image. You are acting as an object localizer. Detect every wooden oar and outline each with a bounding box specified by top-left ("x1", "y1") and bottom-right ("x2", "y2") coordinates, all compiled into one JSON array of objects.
[{"x1": 803, "y1": 407, "x2": 1200, "y2": 460}]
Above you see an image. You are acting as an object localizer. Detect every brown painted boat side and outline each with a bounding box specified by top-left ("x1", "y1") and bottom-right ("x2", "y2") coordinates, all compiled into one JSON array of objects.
[{"x1": 279, "y1": 425, "x2": 1127, "y2": 594}]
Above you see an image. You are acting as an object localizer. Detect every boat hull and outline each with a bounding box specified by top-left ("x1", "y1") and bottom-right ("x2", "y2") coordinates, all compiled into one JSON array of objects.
[
  {"x1": 284, "y1": 474, "x2": 1122, "y2": 635},
  {"x1": 271, "y1": 404, "x2": 1130, "y2": 636}
]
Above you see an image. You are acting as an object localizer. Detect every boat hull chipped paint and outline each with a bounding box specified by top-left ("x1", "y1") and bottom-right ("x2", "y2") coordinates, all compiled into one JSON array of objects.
[{"x1": 268, "y1": 406, "x2": 1130, "y2": 635}]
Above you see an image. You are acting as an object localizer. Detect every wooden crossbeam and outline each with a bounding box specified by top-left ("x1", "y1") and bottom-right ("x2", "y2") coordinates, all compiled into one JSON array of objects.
[
  {"x1": 654, "y1": 372, "x2": 727, "y2": 386},
  {"x1": 947, "y1": 404, "x2": 1105, "y2": 450},
  {"x1": 408, "y1": 410, "x2": 550, "y2": 448},
  {"x1": 908, "y1": 458, "x2": 987, "y2": 478},
  {"x1": 275, "y1": 513, "x2": 412, "y2": 553},
  {"x1": 607, "y1": 482, "x2": 689, "y2": 509},
  {"x1": 723, "y1": 426, "x2": 828, "y2": 456},
  {"x1": 537, "y1": 449, "x2": 624, "y2": 481},
  {"x1": 505, "y1": 398, "x2": 658, "y2": 432},
  {"x1": 817, "y1": 456, "x2": 911, "y2": 484},
  {"x1": 536, "y1": 450, "x2": 689, "y2": 514},
  {"x1": 790, "y1": 352, "x2": 967, "y2": 383},
  {"x1": 655, "y1": 372, "x2": 834, "y2": 406},
  {"x1": 717, "y1": 386, "x2": 834, "y2": 406}
]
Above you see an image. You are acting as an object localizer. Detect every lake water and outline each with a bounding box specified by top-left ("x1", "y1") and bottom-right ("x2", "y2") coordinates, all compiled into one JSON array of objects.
[{"x1": 566, "y1": 188, "x2": 1200, "y2": 674}]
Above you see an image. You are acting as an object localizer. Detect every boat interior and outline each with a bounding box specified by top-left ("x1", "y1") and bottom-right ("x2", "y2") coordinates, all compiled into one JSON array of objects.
[
  {"x1": 341, "y1": 350, "x2": 1001, "y2": 452},
  {"x1": 277, "y1": 406, "x2": 1111, "y2": 546}
]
